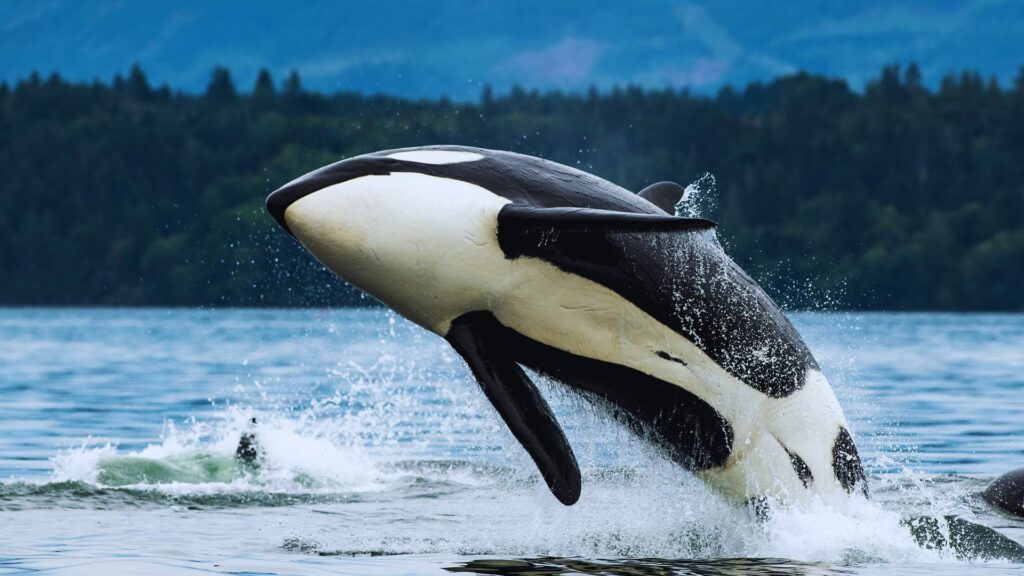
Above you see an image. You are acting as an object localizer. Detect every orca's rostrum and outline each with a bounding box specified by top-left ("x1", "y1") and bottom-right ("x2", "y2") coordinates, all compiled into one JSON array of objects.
[{"x1": 266, "y1": 145, "x2": 868, "y2": 507}]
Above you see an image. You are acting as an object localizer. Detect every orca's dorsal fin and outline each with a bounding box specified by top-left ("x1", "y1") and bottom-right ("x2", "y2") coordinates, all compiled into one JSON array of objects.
[
  {"x1": 446, "y1": 311, "x2": 581, "y2": 506},
  {"x1": 638, "y1": 181, "x2": 687, "y2": 214}
]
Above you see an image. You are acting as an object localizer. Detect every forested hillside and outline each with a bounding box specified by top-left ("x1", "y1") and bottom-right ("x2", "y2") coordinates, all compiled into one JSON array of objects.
[{"x1": 1, "y1": 65, "x2": 1022, "y2": 310}]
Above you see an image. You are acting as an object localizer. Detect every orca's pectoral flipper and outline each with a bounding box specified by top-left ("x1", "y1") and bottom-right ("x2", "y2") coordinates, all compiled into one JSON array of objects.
[
  {"x1": 446, "y1": 311, "x2": 581, "y2": 505},
  {"x1": 498, "y1": 205, "x2": 715, "y2": 237}
]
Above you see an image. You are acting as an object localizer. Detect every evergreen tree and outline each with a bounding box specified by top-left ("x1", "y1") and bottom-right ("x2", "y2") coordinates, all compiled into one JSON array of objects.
[
  {"x1": 127, "y1": 63, "x2": 151, "y2": 100},
  {"x1": 253, "y1": 68, "x2": 275, "y2": 98},
  {"x1": 283, "y1": 69, "x2": 302, "y2": 97},
  {"x1": 205, "y1": 66, "x2": 237, "y2": 102}
]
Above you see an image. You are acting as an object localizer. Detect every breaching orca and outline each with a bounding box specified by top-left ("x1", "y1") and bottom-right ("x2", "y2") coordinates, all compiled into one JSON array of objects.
[{"x1": 266, "y1": 145, "x2": 868, "y2": 506}]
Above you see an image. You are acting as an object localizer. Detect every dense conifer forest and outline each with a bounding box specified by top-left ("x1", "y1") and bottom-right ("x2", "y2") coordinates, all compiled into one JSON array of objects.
[{"x1": 1, "y1": 64, "x2": 1022, "y2": 310}]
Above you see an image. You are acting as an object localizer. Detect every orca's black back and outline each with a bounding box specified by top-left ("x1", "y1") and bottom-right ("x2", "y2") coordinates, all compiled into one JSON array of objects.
[{"x1": 267, "y1": 145, "x2": 662, "y2": 233}]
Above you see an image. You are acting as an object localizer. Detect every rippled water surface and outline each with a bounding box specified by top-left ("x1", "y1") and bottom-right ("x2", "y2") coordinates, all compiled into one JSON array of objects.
[{"x1": 1, "y1": 309, "x2": 1022, "y2": 574}]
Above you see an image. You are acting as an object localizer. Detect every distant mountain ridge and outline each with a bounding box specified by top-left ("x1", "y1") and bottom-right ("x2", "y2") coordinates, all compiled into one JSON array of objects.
[{"x1": 4, "y1": 0, "x2": 1023, "y2": 99}]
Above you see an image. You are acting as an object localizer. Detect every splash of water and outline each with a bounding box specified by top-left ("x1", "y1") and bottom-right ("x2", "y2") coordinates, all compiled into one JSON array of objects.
[
  {"x1": 675, "y1": 173, "x2": 717, "y2": 218},
  {"x1": 36, "y1": 381, "x2": 1021, "y2": 564}
]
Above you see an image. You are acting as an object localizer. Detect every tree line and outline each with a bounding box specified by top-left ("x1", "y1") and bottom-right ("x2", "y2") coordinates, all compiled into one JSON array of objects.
[{"x1": 0, "y1": 64, "x2": 1022, "y2": 310}]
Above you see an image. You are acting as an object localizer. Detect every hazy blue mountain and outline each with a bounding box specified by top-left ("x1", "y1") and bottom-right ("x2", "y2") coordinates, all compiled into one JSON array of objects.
[{"x1": 4, "y1": 0, "x2": 1023, "y2": 98}]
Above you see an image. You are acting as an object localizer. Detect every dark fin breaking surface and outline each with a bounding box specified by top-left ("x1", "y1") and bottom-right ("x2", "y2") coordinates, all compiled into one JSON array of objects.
[
  {"x1": 637, "y1": 181, "x2": 687, "y2": 214},
  {"x1": 446, "y1": 312, "x2": 581, "y2": 505},
  {"x1": 982, "y1": 466, "x2": 1024, "y2": 517},
  {"x1": 832, "y1": 427, "x2": 867, "y2": 495}
]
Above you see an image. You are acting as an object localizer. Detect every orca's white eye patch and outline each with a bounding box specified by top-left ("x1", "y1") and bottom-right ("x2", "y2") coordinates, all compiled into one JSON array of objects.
[{"x1": 385, "y1": 150, "x2": 485, "y2": 164}]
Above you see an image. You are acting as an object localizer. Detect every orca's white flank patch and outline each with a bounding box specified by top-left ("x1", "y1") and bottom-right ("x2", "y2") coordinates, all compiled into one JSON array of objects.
[{"x1": 385, "y1": 150, "x2": 485, "y2": 164}]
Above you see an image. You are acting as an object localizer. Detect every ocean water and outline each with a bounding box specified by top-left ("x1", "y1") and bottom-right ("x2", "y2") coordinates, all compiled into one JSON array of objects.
[{"x1": 0, "y1": 308, "x2": 1022, "y2": 575}]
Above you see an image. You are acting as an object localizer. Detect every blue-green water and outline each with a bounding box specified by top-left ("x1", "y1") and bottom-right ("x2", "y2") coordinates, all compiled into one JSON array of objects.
[{"x1": 1, "y1": 309, "x2": 1022, "y2": 574}]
